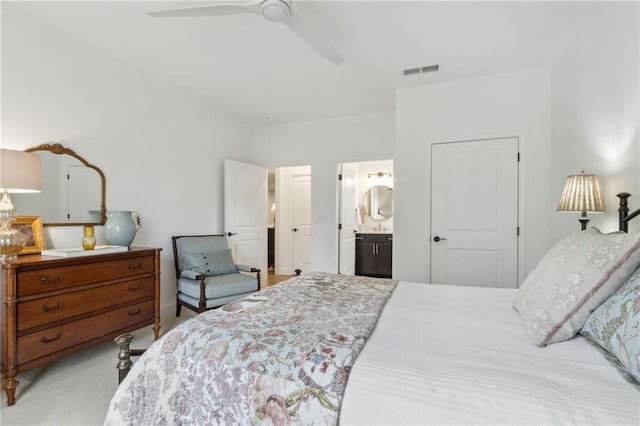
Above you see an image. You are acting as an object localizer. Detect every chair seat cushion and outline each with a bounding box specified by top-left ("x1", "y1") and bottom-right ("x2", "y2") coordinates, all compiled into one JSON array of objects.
[{"x1": 178, "y1": 272, "x2": 258, "y2": 300}]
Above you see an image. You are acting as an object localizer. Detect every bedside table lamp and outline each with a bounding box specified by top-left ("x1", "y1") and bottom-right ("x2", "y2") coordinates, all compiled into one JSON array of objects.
[
  {"x1": 0, "y1": 149, "x2": 42, "y2": 260},
  {"x1": 557, "y1": 171, "x2": 605, "y2": 230}
]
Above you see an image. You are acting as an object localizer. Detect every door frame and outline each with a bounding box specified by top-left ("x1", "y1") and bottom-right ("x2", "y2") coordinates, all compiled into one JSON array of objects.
[{"x1": 426, "y1": 132, "x2": 527, "y2": 286}]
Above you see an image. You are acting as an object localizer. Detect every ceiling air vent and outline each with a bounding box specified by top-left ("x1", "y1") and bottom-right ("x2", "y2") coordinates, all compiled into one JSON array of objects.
[
  {"x1": 421, "y1": 64, "x2": 439, "y2": 73},
  {"x1": 403, "y1": 67, "x2": 421, "y2": 76},
  {"x1": 403, "y1": 64, "x2": 439, "y2": 77}
]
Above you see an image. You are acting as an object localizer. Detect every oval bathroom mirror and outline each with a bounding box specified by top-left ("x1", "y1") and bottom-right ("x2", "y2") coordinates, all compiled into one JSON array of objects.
[{"x1": 362, "y1": 185, "x2": 393, "y2": 221}]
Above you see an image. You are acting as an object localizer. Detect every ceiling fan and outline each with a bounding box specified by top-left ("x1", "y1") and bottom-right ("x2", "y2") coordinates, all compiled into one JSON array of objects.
[{"x1": 147, "y1": 0, "x2": 343, "y2": 65}]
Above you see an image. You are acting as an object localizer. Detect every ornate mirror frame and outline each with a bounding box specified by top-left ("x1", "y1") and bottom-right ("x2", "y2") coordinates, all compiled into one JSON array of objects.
[{"x1": 25, "y1": 143, "x2": 106, "y2": 226}]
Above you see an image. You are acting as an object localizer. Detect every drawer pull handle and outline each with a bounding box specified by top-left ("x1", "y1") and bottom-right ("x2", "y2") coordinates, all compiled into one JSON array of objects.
[
  {"x1": 128, "y1": 309, "x2": 142, "y2": 317},
  {"x1": 40, "y1": 332, "x2": 63, "y2": 344},
  {"x1": 129, "y1": 284, "x2": 143, "y2": 291},
  {"x1": 41, "y1": 302, "x2": 64, "y2": 312},
  {"x1": 128, "y1": 263, "x2": 143, "y2": 271},
  {"x1": 40, "y1": 274, "x2": 64, "y2": 284}
]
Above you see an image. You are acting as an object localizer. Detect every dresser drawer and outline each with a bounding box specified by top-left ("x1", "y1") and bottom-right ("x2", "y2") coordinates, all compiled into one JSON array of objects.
[
  {"x1": 17, "y1": 254, "x2": 156, "y2": 297},
  {"x1": 17, "y1": 299, "x2": 154, "y2": 365},
  {"x1": 17, "y1": 277, "x2": 155, "y2": 332}
]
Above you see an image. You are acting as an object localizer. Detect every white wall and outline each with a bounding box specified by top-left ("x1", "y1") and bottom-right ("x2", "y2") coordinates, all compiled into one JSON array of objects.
[
  {"x1": 2, "y1": 4, "x2": 253, "y2": 317},
  {"x1": 3, "y1": 2, "x2": 636, "y2": 301},
  {"x1": 252, "y1": 111, "x2": 396, "y2": 273},
  {"x1": 394, "y1": 1, "x2": 639, "y2": 284},
  {"x1": 550, "y1": 1, "x2": 639, "y2": 236},
  {"x1": 395, "y1": 68, "x2": 551, "y2": 284}
]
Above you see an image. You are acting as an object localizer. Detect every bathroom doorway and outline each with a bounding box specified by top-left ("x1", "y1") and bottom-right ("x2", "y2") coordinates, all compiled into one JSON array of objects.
[{"x1": 338, "y1": 159, "x2": 394, "y2": 275}]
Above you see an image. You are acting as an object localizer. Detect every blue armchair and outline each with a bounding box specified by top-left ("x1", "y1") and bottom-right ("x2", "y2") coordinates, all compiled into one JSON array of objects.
[{"x1": 171, "y1": 234, "x2": 261, "y2": 315}]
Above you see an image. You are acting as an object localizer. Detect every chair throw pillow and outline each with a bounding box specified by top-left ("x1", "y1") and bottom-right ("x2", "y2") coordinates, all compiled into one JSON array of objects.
[
  {"x1": 581, "y1": 266, "x2": 640, "y2": 382},
  {"x1": 513, "y1": 227, "x2": 640, "y2": 347},
  {"x1": 182, "y1": 249, "x2": 238, "y2": 276}
]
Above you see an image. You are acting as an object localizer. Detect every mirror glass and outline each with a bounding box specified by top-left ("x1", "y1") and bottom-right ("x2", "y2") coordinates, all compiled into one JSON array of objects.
[
  {"x1": 362, "y1": 185, "x2": 393, "y2": 221},
  {"x1": 12, "y1": 143, "x2": 106, "y2": 226}
]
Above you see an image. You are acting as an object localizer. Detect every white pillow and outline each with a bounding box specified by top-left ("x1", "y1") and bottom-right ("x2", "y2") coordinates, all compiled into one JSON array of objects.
[{"x1": 514, "y1": 227, "x2": 640, "y2": 347}]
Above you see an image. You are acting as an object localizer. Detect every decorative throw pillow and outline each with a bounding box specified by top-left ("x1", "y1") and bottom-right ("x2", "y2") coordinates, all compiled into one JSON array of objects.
[
  {"x1": 581, "y1": 267, "x2": 640, "y2": 382},
  {"x1": 513, "y1": 227, "x2": 640, "y2": 347},
  {"x1": 182, "y1": 249, "x2": 238, "y2": 276}
]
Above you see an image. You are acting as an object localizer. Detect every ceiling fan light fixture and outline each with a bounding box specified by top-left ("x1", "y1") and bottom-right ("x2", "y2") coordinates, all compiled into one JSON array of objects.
[{"x1": 261, "y1": 0, "x2": 290, "y2": 22}]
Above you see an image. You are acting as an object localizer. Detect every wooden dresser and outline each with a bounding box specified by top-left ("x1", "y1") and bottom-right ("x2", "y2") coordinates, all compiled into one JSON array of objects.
[{"x1": 1, "y1": 247, "x2": 161, "y2": 406}]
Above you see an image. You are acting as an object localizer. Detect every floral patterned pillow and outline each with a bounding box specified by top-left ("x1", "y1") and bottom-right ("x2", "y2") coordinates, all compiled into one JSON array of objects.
[
  {"x1": 581, "y1": 267, "x2": 640, "y2": 382},
  {"x1": 513, "y1": 227, "x2": 640, "y2": 347}
]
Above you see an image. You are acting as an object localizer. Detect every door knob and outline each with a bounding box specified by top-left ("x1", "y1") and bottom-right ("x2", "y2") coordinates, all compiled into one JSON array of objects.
[
  {"x1": 226, "y1": 232, "x2": 237, "y2": 237},
  {"x1": 292, "y1": 228, "x2": 299, "y2": 232},
  {"x1": 433, "y1": 236, "x2": 447, "y2": 242}
]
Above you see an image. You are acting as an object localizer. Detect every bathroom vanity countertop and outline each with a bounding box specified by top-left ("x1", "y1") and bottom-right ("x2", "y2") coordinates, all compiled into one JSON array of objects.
[{"x1": 356, "y1": 231, "x2": 393, "y2": 235}]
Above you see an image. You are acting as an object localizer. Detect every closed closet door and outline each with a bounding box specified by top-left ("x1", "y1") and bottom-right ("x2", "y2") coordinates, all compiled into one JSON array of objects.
[
  {"x1": 430, "y1": 137, "x2": 519, "y2": 288},
  {"x1": 291, "y1": 174, "x2": 312, "y2": 274}
]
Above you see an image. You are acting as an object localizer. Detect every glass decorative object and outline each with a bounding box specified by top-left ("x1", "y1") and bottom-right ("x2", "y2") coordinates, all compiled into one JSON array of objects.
[
  {"x1": 82, "y1": 225, "x2": 96, "y2": 250},
  {"x1": 0, "y1": 211, "x2": 25, "y2": 260}
]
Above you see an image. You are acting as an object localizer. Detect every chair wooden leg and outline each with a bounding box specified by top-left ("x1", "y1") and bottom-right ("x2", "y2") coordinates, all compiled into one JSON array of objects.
[{"x1": 176, "y1": 298, "x2": 182, "y2": 317}]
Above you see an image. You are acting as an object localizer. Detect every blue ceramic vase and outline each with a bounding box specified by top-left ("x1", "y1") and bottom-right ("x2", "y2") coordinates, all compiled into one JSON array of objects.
[{"x1": 104, "y1": 210, "x2": 141, "y2": 247}]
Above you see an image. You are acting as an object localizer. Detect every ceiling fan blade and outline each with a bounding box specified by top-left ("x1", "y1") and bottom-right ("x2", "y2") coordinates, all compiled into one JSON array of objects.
[
  {"x1": 285, "y1": 11, "x2": 344, "y2": 66},
  {"x1": 147, "y1": 2, "x2": 261, "y2": 18}
]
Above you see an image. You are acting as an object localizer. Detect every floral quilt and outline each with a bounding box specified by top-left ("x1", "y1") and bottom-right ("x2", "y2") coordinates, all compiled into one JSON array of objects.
[{"x1": 104, "y1": 272, "x2": 397, "y2": 425}]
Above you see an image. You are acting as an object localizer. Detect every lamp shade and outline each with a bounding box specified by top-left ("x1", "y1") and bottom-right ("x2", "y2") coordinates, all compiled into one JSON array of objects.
[
  {"x1": 0, "y1": 149, "x2": 41, "y2": 193},
  {"x1": 557, "y1": 172, "x2": 605, "y2": 213}
]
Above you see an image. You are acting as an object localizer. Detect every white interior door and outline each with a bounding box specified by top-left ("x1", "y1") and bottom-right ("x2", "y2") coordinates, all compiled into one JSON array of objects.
[
  {"x1": 292, "y1": 174, "x2": 312, "y2": 274},
  {"x1": 431, "y1": 138, "x2": 519, "y2": 288},
  {"x1": 224, "y1": 159, "x2": 267, "y2": 277},
  {"x1": 339, "y1": 164, "x2": 357, "y2": 275}
]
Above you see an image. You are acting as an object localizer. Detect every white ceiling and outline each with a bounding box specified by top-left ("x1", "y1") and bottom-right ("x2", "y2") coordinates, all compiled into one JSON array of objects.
[{"x1": 11, "y1": 1, "x2": 580, "y2": 127}]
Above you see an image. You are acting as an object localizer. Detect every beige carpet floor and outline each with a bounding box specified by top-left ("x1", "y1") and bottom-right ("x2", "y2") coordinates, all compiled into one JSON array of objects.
[{"x1": 0, "y1": 312, "x2": 195, "y2": 425}]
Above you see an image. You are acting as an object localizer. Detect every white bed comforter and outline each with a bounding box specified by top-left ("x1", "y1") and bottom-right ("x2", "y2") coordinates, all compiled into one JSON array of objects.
[{"x1": 340, "y1": 282, "x2": 640, "y2": 425}]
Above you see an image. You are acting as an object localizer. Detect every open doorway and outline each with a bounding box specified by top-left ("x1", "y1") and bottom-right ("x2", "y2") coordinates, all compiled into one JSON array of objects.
[
  {"x1": 266, "y1": 165, "x2": 312, "y2": 287},
  {"x1": 338, "y1": 160, "x2": 394, "y2": 276}
]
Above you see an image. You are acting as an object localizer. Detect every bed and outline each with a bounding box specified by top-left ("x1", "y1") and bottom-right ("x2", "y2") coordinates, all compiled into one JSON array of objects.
[{"x1": 105, "y1": 194, "x2": 640, "y2": 425}]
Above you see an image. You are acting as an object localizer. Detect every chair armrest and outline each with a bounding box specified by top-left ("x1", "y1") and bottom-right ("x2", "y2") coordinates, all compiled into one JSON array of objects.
[
  {"x1": 180, "y1": 270, "x2": 204, "y2": 280},
  {"x1": 237, "y1": 264, "x2": 260, "y2": 273}
]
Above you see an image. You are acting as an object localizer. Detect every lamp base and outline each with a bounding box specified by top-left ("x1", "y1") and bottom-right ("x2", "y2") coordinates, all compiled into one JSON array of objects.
[
  {"x1": 0, "y1": 220, "x2": 25, "y2": 261},
  {"x1": 0, "y1": 190, "x2": 26, "y2": 261},
  {"x1": 578, "y1": 217, "x2": 590, "y2": 231}
]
